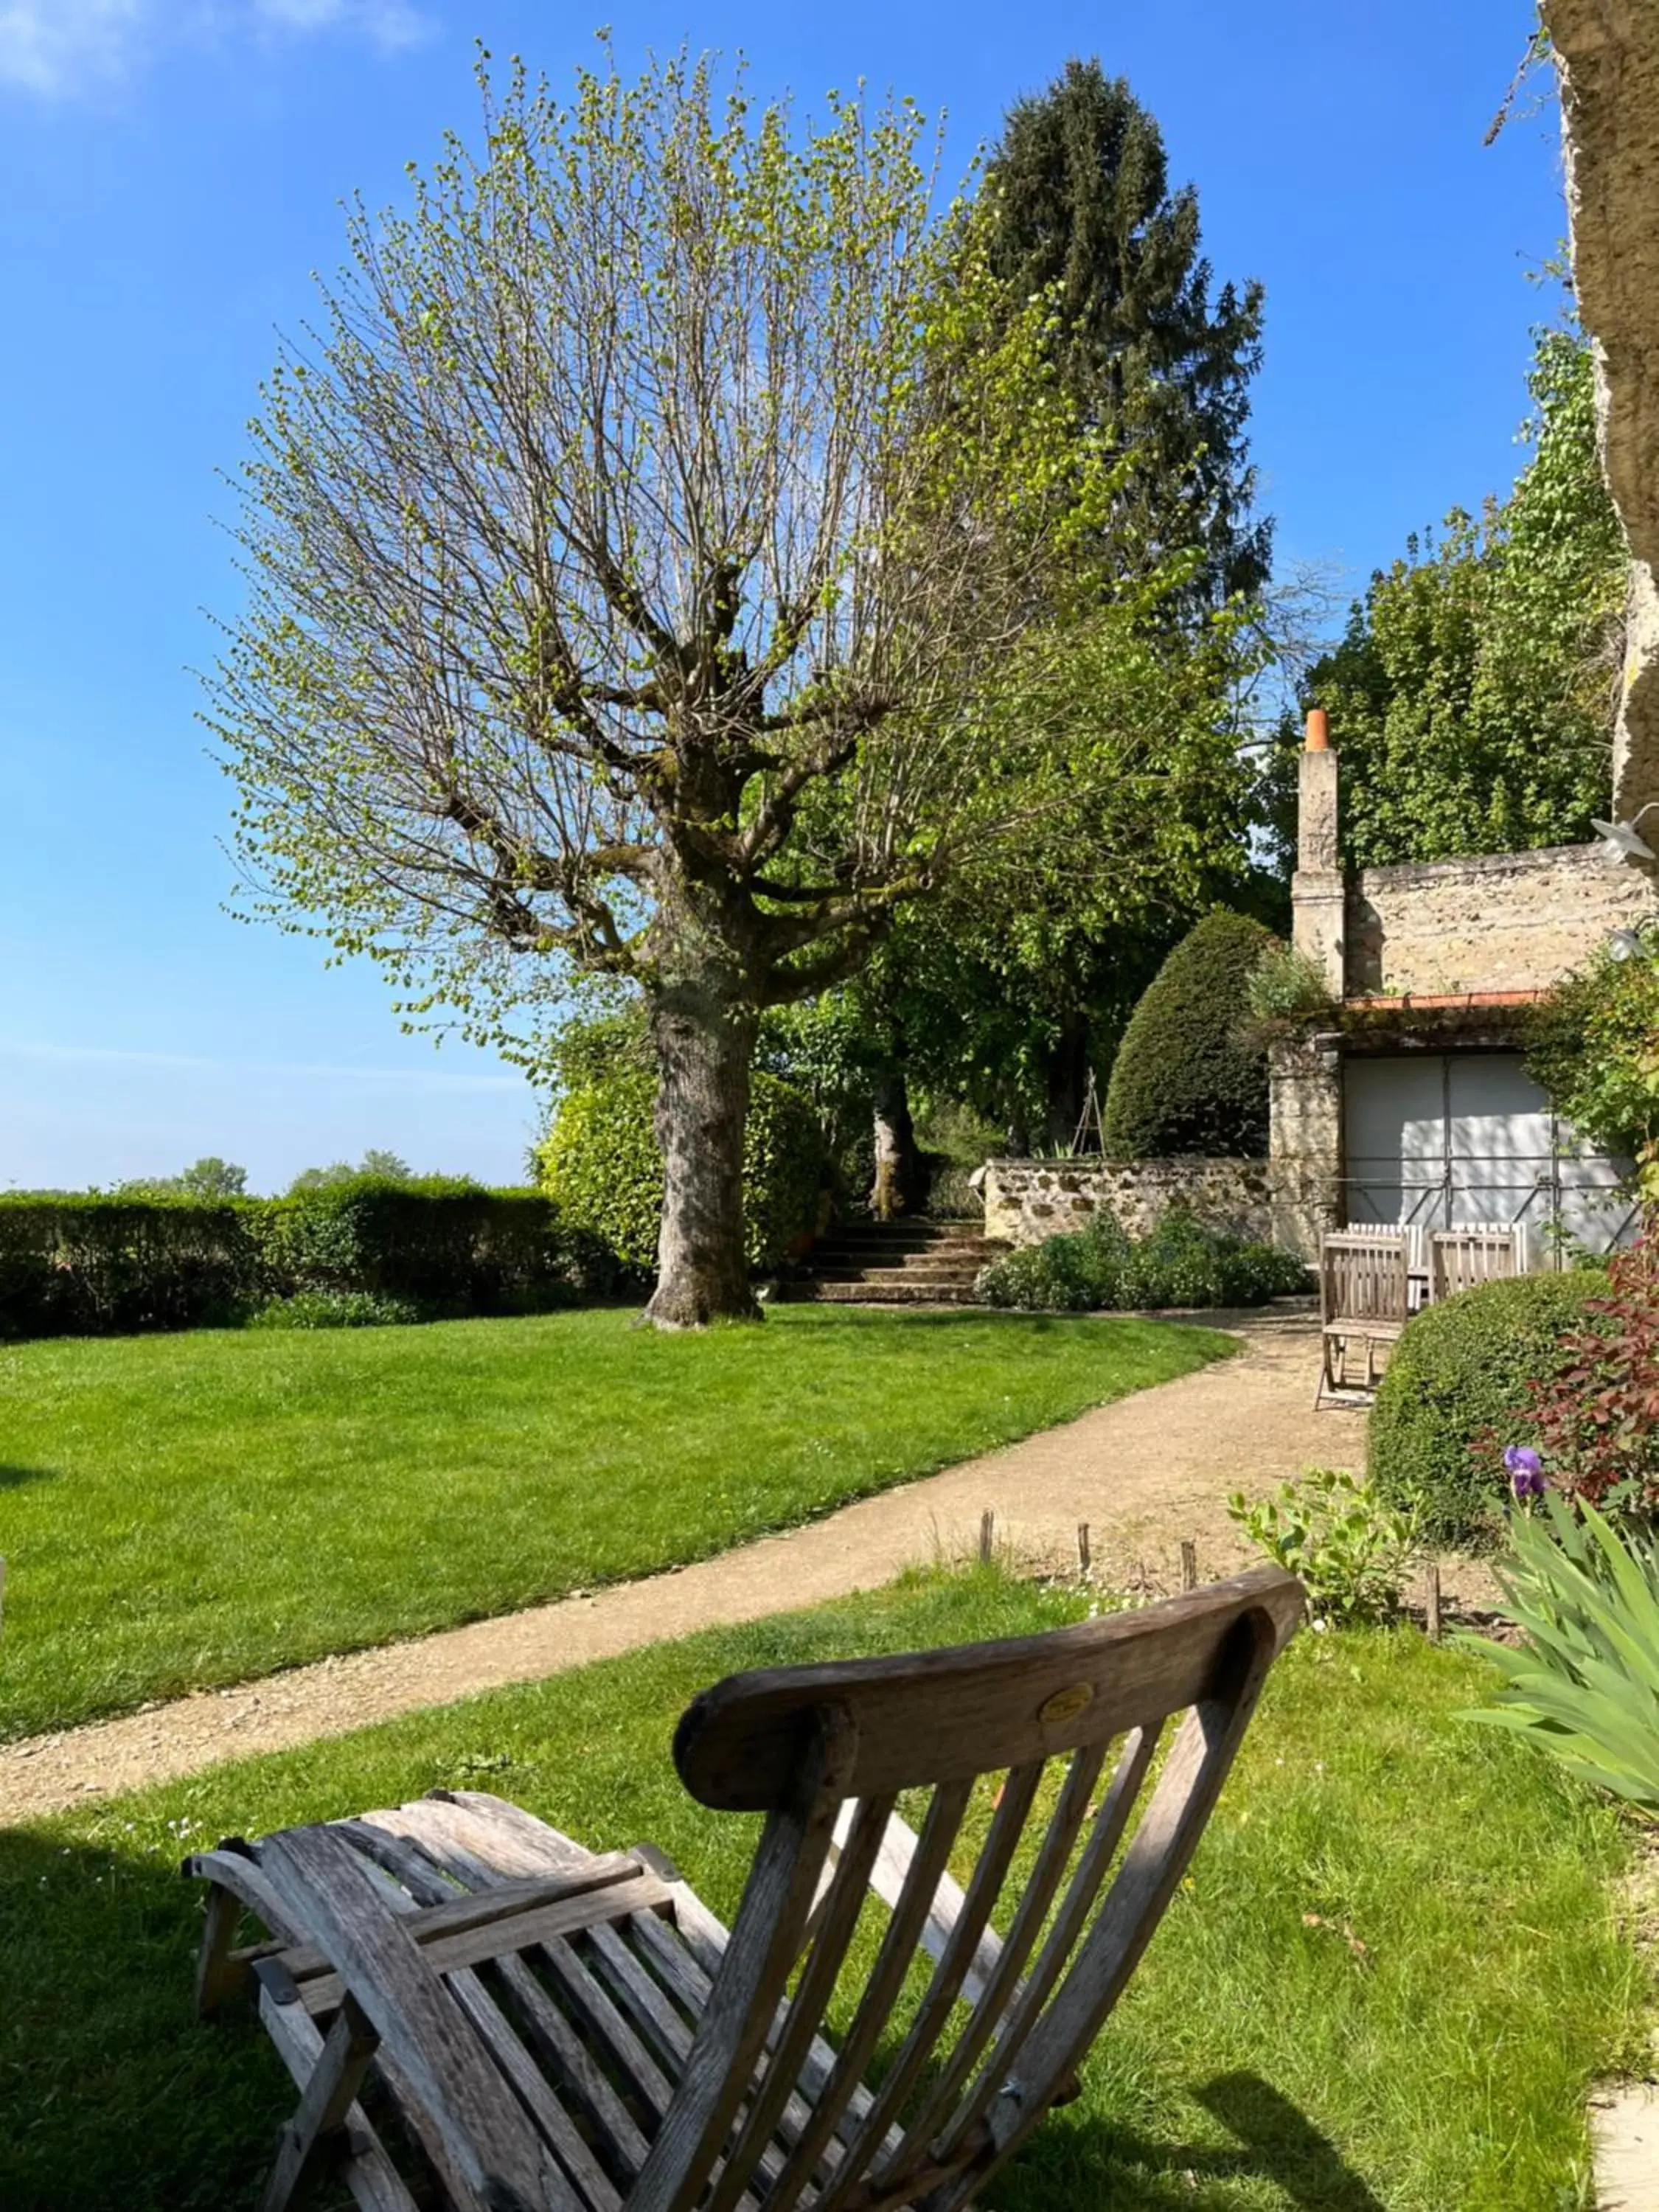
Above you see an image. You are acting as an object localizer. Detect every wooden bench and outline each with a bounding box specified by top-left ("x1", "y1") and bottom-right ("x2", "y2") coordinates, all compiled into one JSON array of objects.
[{"x1": 186, "y1": 1567, "x2": 1303, "y2": 2212}]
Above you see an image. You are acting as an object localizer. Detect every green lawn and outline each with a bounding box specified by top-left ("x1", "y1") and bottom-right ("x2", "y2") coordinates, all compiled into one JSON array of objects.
[
  {"x1": 0, "y1": 1568, "x2": 1642, "y2": 2212},
  {"x1": 0, "y1": 1304, "x2": 1225, "y2": 1742}
]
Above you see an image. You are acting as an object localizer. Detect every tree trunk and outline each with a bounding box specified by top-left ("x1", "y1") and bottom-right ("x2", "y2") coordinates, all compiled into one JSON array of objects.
[
  {"x1": 870, "y1": 1069, "x2": 920, "y2": 1222},
  {"x1": 643, "y1": 992, "x2": 762, "y2": 1329}
]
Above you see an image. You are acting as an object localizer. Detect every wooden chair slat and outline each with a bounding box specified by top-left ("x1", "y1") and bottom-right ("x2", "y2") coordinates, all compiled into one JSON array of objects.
[
  {"x1": 189, "y1": 1570, "x2": 1303, "y2": 2212},
  {"x1": 258, "y1": 1827, "x2": 574, "y2": 2212},
  {"x1": 984, "y1": 1613, "x2": 1281, "y2": 2185},
  {"x1": 493, "y1": 1950, "x2": 652, "y2": 2179},
  {"x1": 627, "y1": 1707, "x2": 856, "y2": 2212},
  {"x1": 762, "y1": 1778, "x2": 975, "y2": 2210},
  {"x1": 538, "y1": 1933, "x2": 677, "y2": 2121},
  {"x1": 445, "y1": 1967, "x2": 622, "y2": 2212},
  {"x1": 889, "y1": 1737, "x2": 1110, "y2": 2174},
  {"x1": 1428, "y1": 1228, "x2": 1520, "y2": 1303},
  {"x1": 931, "y1": 1721, "x2": 1161, "y2": 2167},
  {"x1": 810, "y1": 1758, "x2": 1048, "y2": 2212},
  {"x1": 699, "y1": 1791, "x2": 897, "y2": 2212}
]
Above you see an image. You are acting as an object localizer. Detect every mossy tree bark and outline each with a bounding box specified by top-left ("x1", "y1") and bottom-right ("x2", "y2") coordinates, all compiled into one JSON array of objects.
[{"x1": 870, "y1": 1071, "x2": 921, "y2": 1221}]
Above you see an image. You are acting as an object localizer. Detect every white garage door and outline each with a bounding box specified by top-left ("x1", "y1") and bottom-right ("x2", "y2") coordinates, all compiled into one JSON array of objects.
[{"x1": 1343, "y1": 1053, "x2": 1635, "y2": 1263}]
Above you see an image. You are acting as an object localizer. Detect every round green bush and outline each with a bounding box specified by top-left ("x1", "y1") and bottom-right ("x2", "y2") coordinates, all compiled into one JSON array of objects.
[
  {"x1": 537, "y1": 1068, "x2": 824, "y2": 1274},
  {"x1": 1369, "y1": 1267, "x2": 1610, "y2": 1544},
  {"x1": 1102, "y1": 911, "x2": 1275, "y2": 1160}
]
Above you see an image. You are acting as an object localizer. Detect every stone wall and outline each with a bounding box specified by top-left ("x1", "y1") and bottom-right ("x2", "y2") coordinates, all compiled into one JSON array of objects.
[
  {"x1": 981, "y1": 1157, "x2": 1279, "y2": 1250},
  {"x1": 1344, "y1": 843, "x2": 1657, "y2": 998}
]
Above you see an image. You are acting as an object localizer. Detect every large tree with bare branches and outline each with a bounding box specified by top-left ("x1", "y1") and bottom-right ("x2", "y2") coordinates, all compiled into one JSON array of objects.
[{"x1": 210, "y1": 50, "x2": 1224, "y2": 1326}]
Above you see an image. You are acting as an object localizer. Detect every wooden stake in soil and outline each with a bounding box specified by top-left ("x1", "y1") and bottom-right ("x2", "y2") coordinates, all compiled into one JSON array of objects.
[
  {"x1": 1425, "y1": 1562, "x2": 1443, "y2": 1646},
  {"x1": 1180, "y1": 1540, "x2": 1198, "y2": 1593},
  {"x1": 978, "y1": 1509, "x2": 995, "y2": 1566},
  {"x1": 1076, "y1": 1523, "x2": 1091, "y2": 1576}
]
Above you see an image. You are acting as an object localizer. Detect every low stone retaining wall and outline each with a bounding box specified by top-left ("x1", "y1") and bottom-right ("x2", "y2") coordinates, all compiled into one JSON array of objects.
[{"x1": 981, "y1": 1158, "x2": 1276, "y2": 1248}]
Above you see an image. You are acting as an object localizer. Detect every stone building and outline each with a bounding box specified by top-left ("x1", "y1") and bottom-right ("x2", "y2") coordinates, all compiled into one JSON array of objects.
[{"x1": 1273, "y1": 710, "x2": 1654, "y2": 1263}]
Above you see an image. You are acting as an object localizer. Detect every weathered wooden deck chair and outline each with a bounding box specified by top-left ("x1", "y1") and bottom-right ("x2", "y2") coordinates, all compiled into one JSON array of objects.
[
  {"x1": 186, "y1": 1568, "x2": 1302, "y2": 2212},
  {"x1": 1316, "y1": 1231, "x2": 1410, "y2": 1408},
  {"x1": 1427, "y1": 1226, "x2": 1520, "y2": 1304}
]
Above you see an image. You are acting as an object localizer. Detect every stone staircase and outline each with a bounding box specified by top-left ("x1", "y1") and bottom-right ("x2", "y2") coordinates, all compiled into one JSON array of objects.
[{"x1": 786, "y1": 1218, "x2": 1011, "y2": 1306}]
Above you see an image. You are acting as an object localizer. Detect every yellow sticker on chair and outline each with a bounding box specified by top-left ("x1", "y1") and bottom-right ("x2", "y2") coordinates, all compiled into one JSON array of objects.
[{"x1": 1037, "y1": 1683, "x2": 1094, "y2": 1727}]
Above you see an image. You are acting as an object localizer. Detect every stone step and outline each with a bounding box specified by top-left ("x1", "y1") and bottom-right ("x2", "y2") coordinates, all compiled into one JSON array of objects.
[
  {"x1": 813, "y1": 1265, "x2": 987, "y2": 1286},
  {"x1": 799, "y1": 1279, "x2": 983, "y2": 1305}
]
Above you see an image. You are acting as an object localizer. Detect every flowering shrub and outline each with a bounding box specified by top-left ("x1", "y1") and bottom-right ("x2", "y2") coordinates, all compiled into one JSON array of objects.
[{"x1": 1472, "y1": 1234, "x2": 1659, "y2": 1518}]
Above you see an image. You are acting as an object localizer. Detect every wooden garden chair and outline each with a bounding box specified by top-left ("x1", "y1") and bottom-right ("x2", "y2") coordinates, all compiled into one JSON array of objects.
[
  {"x1": 1316, "y1": 1231, "x2": 1409, "y2": 1408},
  {"x1": 185, "y1": 1567, "x2": 1302, "y2": 2212},
  {"x1": 1427, "y1": 1227, "x2": 1520, "y2": 1304}
]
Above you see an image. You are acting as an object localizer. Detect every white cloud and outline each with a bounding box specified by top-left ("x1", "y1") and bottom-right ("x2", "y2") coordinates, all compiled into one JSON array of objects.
[
  {"x1": 0, "y1": 1, "x2": 146, "y2": 95},
  {"x1": 0, "y1": 0, "x2": 434, "y2": 99}
]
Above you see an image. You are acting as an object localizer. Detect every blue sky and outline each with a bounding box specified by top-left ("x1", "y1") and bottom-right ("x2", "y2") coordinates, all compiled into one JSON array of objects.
[{"x1": 0, "y1": 1, "x2": 1565, "y2": 1192}]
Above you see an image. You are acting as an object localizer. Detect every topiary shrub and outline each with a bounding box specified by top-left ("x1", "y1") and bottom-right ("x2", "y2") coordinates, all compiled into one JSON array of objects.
[
  {"x1": 1102, "y1": 911, "x2": 1275, "y2": 1159},
  {"x1": 537, "y1": 1069, "x2": 824, "y2": 1274},
  {"x1": 1369, "y1": 1267, "x2": 1611, "y2": 1545}
]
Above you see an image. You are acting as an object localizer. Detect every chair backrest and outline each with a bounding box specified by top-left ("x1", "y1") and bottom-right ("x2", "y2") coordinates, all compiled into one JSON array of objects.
[
  {"x1": 1319, "y1": 1232, "x2": 1409, "y2": 1326},
  {"x1": 1428, "y1": 1228, "x2": 1520, "y2": 1303},
  {"x1": 629, "y1": 1567, "x2": 1304, "y2": 2212}
]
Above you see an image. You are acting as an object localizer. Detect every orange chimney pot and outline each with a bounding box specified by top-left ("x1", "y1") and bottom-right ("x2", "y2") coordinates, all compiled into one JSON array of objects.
[{"x1": 1304, "y1": 707, "x2": 1330, "y2": 753}]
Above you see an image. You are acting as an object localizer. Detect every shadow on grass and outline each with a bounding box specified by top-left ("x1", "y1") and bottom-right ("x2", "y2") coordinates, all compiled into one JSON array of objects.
[
  {"x1": 0, "y1": 1827, "x2": 285, "y2": 2212},
  {"x1": 1003, "y1": 2074, "x2": 1388, "y2": 2211},
  {"x1": 0, "y1": 1464, "x2": 55, "y2": 1489}
]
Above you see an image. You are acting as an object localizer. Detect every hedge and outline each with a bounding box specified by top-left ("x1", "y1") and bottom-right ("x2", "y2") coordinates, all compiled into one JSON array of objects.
[
  {"x1": 0, "y1": 1197, "x2": 263, "y2": 1338},
  {"x1": 537, "y1": 1068, "x2": 824, "y2": 1273},
  {"x1": 1102, "y1": 911, "x2": 1275, "y2": 1160},
  {"x1": 0, "y1": 1181, "x2": 617, "y2": 1340},
  {"x1": 977, "y1": 1209, "x2": 1308, "y2": 1312},
  {"x1": 1368, "y1": 1267, "x2": 1611, "y2": 1545}
]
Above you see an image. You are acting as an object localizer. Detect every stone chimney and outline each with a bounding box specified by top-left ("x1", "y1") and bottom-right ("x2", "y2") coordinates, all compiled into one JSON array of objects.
[{"x1": 1292, "y1": 709, "x2": 1345, "y2": 998}]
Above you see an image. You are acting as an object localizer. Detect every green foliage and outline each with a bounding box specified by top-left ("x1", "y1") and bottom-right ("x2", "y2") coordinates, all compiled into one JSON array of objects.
[
  {"x1": 983, "y1": 58, "x2": 1268, "y2": 609},
  {"x1": 0, "y1": 1196, "x2": 263, "y2": 1337},
  {"x1": 1369, "y1": 1269, "x2": 1611, "y2": 1545},
  {"x1": 0, "y1": 1183, "x2": 607, "y2": 1340},
  {"x1": 1228, "y1": 1467, "x2": 1418, "y2": 1623},
  {"x1": 247, "y1": 1290, "x2": 422, "y2": 1330},
  {"x1": 1527, "y1": 942, "x2": 1659, "y2": 1191},
  {"x1": 538, "y1": 1071, "x2": 824, "y2": 1274},
  {"x1": 114, "y1": 1158, "x2": 248, "y2": 1201},
  {"x1": 1306, "y1": 324, "x2": 1621, "y2": 866},
  {"x1": 289, "y1": 1150, "x2": 414, "y2": 1193},
  {"x1": 258, "y1": 1176, "x2": 602, "y2": 1312},
  {"x1": 1243, "y1": 943, "x2": 1337, "y2": 1025},
  {"x1": 1102, "y1": 911, "x2": 1275, "y2": 1159},
  {"x1": 977, "y1": 1208, "x2": 1307, "y2": 1312},
  {"x1": 1461, "y1": 1494, "x2": 1659, "y2": 1814}
]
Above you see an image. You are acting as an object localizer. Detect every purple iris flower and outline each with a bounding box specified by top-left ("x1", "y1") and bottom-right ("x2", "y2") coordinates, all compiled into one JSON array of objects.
[{"x1": 1504, "y1": 1444, "x2": 1547, "y2": 1500}]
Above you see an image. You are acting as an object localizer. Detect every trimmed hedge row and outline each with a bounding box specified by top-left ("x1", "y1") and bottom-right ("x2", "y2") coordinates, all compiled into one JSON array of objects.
[
  {"x1": 0, "y1": 1179, "x2": 620, "y2": 1340},
  {"x1": 1368, "y1": 1267, "x2": 1611, "y2": 1545}
]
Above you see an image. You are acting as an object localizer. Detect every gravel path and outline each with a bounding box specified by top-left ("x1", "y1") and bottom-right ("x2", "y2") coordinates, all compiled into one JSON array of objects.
[{"x1": 0, "y1": 1309, "x2": 1363, "y2": 1826}]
